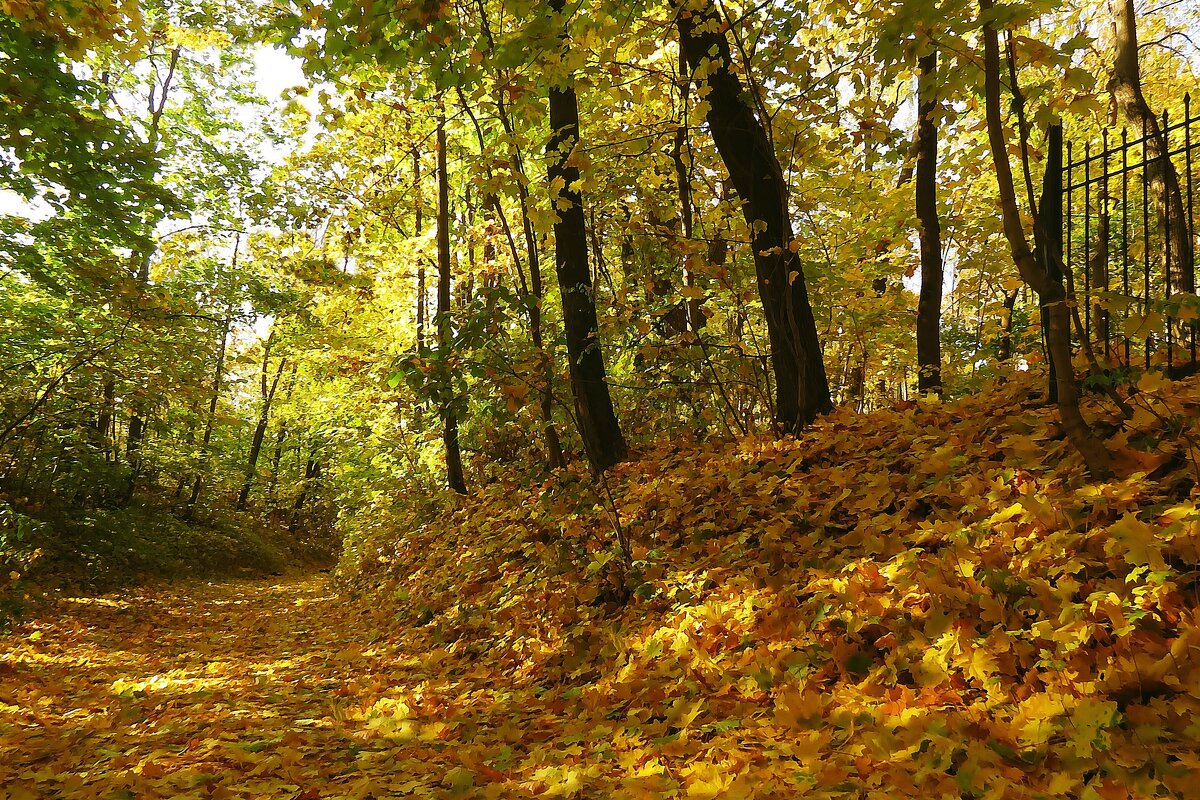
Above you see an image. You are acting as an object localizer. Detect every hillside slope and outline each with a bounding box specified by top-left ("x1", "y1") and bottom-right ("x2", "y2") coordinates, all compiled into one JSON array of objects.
[{"x1": 339, "y1": 372, "x2": 1200, "y2": 798}]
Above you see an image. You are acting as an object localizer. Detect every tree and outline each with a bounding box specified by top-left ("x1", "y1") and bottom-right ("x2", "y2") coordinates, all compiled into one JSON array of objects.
[
  {"x1": 546, "y1": 0, "x2": 627, "y2": 472},
  {"x1": 437, "y1": 113, "x2": 468, "y2": 495},
  {"x1": 1109, "y1": 0, "x2": 1193, "y2": 295},
  {"x1": 675, "y1": 0, "x2": 831, "y2": 432},
  {"x1": 979, "y1": 0, "x2": 1112, "y2": 478},
  {"x1": 914, "y1": 49, "x2": 943, "y2": 395},
  {"x1": 236, "y1": 329, "x2": 288, "y2": 510}
]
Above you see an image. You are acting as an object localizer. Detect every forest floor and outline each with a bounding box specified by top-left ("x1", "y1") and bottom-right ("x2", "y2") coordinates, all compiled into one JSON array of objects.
[
  {"x1": 4, "y1": 373, "x2": 1200, "y2": 799},
  {"x1": 0, "y1": 577, "x2": 387, "y2": 799}
]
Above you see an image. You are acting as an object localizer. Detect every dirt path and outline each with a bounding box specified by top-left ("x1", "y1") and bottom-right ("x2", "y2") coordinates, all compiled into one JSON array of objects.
[{"x1": 0, "y1": 578, "x2": 405, "y2": 800}]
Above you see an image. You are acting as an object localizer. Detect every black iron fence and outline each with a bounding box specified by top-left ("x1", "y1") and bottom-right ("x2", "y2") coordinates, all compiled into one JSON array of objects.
[{"x1": 1062, "y1": 94, "x2": 1199, "y2": 376}]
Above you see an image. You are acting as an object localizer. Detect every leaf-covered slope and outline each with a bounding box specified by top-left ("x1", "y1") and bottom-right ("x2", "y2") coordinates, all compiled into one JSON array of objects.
[{"x1": 343, "y1": 372, "x2": 1200, "y2": 798}]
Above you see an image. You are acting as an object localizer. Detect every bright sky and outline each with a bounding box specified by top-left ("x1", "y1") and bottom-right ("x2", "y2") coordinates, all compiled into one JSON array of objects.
[{"x1": 253, "y1": 46, "x2": 308, "y2": 105}]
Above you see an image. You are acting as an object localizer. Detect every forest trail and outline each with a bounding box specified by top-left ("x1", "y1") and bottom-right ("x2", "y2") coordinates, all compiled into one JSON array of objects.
[{"x1": 0, "y1": 577, "x2": 414, "y2": 800}]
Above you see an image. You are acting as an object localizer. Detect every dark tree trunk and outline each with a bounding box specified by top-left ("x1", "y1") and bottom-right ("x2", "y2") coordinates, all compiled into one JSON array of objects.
[
  {"x1": 997, "y1": 288, "x2": 1019, "y2": 362},
  {"x1": 1035, "y1": 124, "x2": 1064, "y2": 401},
  {"x1": 267, "y1": 363, "x2": 298, "y2": 503},
  {"x1": 981, "y1": 0, "x2": 1112, "y2": 478},
  {"x1": 672, "y1": 45, "x2": 704, "y2": 332},
  {"x1": 914, "y1": 50, "x2": 944, "y2": 394},
  {"x1": 288, "y1": 455, "x2": 319, "y2": 533},
  {"x1": 186, "y1": 308, "x2": 234, "y2": 518},
  {"x1": 237, "y1": 334, "x2": 287, "y2": 511},
  {"x1": 547, "y1": 0, "x2": 627, "y2": 471},
  {"x1": 1109, "y1": 0, "x2": 1193, "y2": 294},
  {"x1": 676, "y1": 1, "x2": 831, "y2": 432},
  {"x1": 96, "y1": 379, "x2": 114, "y2": 445},
  {"x1": 437, "y1": 114, "x2": 468, "y2": 494}
]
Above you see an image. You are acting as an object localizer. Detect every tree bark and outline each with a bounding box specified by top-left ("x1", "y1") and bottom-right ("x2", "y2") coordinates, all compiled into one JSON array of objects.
[
  {"x1": 1109, "y1": 0, "x2": 1193, "y2": 294},
  {"x1": 914, "y1": 50, "x2": 943, "y2": 394},
  {"x1": 547, "y1": 0, "x2": 627, "y2": 471},
  {"x1": 676, "y1": 0, "x2": 831, "y2": 432},
  {"x1": 1035, "y1": 125, "x2": 1064, "y2": 401},
  {"x1": 437, "y1": 113, "x2": 468, "y2": 494},
  {"x1": 981, "y1": 0, "x2": 1112, "y2": 479}
]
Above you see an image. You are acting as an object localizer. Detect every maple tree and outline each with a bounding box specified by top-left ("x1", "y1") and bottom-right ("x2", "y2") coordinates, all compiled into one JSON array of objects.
[{"x1": 3, "y1": 0, "x2": 1200, "y2": 796}]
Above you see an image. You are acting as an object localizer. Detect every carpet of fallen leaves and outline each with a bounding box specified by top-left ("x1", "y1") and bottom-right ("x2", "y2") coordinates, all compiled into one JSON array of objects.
[{"x1": 5, "y1": 372, "x2": 1200, "y2": 799}]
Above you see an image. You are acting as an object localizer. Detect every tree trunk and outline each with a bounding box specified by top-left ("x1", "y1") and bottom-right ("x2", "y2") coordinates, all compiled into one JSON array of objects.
[
  {"x1": 547, "y1": 0, "x2": 627, "y2": 471},
  {"x1": 997, "y1": 288, "x2": 1019, "y2": 362},
  {"x1": 415, "y1": 147, "x2": 427, "y2": 355},
  {"x1": 676, "y1": 1, "x2": 831, "y2": 432},
  {"x1": 288, "y1": 454, "x2": 319, "y2": 533},
  {"x1": 186, "y1": 308, "x2": 234, "y2": 518},
  {"x1": 492, "y1": 94, "x2": 566, "y2": 470},
  {"x1": 981, "y1": 0, "x2": 1112, "y2": 479},
  {"x1": 1109, "y1": 0, "x2": 1193, "y2": 294},
  {"x1": 237, "y1": 335, "x2": 287, "y2": 511},
  {"x1": 437, "y1": 113, "x2": 468, "y2": 494},
  {"x1": 914, "y1": 50, "x2": 944, "y2": 394},
  {"x1": 1035, "y1": 125, "x2": 1064, "y2": 401},
  {"x1": 122, "y1": 47, "x2": 181, "y2": 504},
  {"x1": 97, "y1": 379, "x2": 115, "y2": 460}
]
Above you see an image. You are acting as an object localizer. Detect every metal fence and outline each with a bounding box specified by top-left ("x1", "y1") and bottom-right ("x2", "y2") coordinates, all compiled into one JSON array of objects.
[{"x1": 1063, "y1": 94, "x2": 1198, "y2": 376}]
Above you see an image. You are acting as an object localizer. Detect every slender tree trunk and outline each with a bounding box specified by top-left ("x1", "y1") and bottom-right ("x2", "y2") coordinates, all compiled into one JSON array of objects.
[
  {"x1": 288, "y1": 454, "x2": 319, "y2": 533},
  {"x1": 672, "y1": 45, "x2": 703, "y2": 332},
  {"x1": 547, "y1": 0, "x2": 627, "y2": 471},
  {"x1": 122, "y1": 47, "x2": 181, "y2": 504},
  {"x1": 186, "y1": 308, "x2": 234, "y2": 518},
  {"x1": 267, "y1": 363, "x2": 297, "y2": 503},
  {"x1": 437, "y1": 113, "x2": 468, "y2": 494},
  {"x1": 493, "y1": 96, "x2": 566, "y2": 470},
  {"x1": 1109, "y1": 0, "x2": 1193, "y2": 294},
  {"x1": 980, "y1": 0, "x2": 1112, "y2": 478},
  {"x1": 914, "y1": 50, "x2": 944, "y2": 394},
  {"x1": 415, "y1": 148, "x2": 427, "y2": 355},
  {"x1": 97, "y1": 379, "x2": 115, "y2": 461},
  {"x1": 237, "y1": 336, "x2": 287, "y2": 511},
  {"x1": 997, "y1": 289, "x2": 1019, "y2": 362},
  {"x1": 676, "y1": 0, "x2": 831, "y2": 432}
]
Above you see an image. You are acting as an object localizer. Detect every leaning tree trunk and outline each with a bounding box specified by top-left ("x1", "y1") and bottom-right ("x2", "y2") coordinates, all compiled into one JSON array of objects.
[
  {"x1": 914, "y1": 50, "x2": 944, "y2": 394},
  {"x1": 676, "y1": 0, "x2": 831, "y2": 432},
  {"x1": 981, "y1": 0, "x2": 1112, "y2": 479},
  {"x1": 437, "y1": 114, "x2": 468, "y2": 495},
  {"x1": 547, "y1": 0, "x2": 627, "y2": 472},
  {"x1": 1109, "y1": 0, "x2": 1193, "y2": 294}
]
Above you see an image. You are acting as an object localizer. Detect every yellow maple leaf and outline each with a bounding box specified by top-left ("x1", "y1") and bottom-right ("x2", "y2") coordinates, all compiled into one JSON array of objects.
[{"x1": 1105, "y1": 513, "x2": 1166, "y2": 570}]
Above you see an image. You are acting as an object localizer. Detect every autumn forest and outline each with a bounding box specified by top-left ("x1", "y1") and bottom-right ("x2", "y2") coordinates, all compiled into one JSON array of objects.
[{"x1": 3, "y1": 0, "x2": 1200, "y2": 796}]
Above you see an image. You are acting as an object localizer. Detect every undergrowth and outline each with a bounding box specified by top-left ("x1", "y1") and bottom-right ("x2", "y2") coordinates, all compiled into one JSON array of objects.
[{"x1": 1, "y1": 497, "x2": 339, "y2": 626}]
